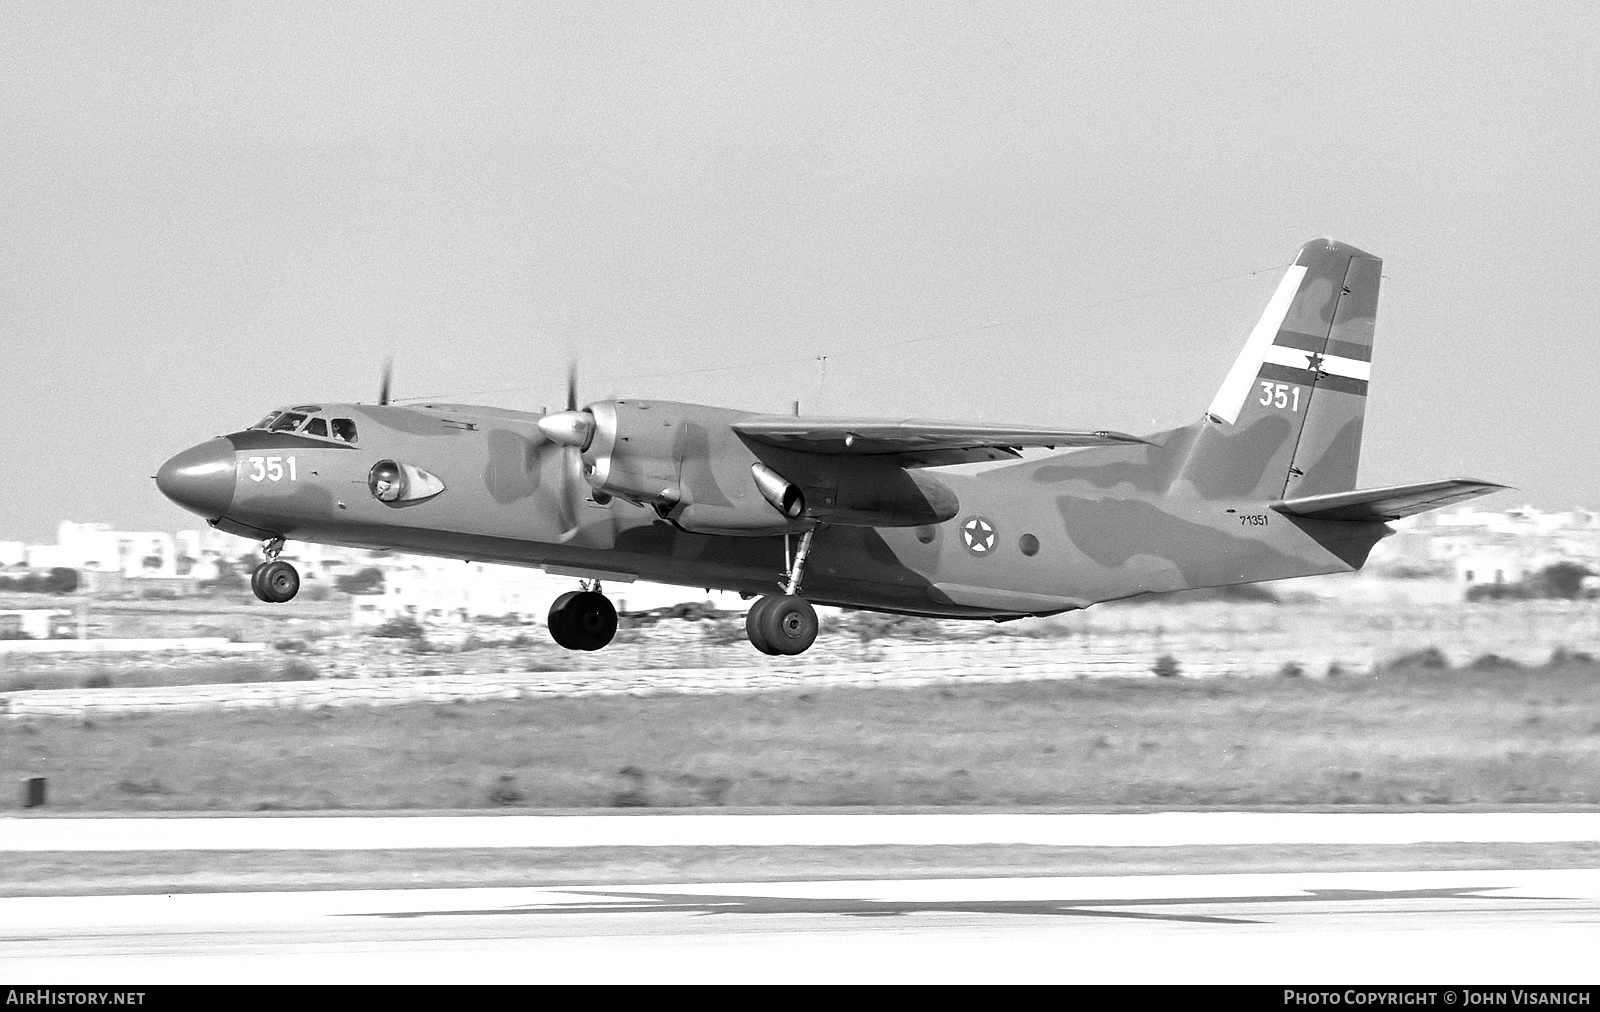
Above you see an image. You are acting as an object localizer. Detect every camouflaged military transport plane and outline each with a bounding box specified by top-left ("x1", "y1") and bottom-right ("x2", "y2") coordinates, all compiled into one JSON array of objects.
[{"x1": 156, "y1": 238, "x2": 1504, "y2": 655}]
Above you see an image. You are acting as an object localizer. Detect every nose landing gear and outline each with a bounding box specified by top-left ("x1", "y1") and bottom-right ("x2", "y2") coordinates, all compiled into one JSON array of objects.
[
  {"x1": 250, "y1": 537, "x2": 300, "y2": 603},
  {"x1": 746, "y1": 527, "x2": 820, "y2": 655},
  {"x1": 547, "y1": 581, "x2": 618, "y2": 651}
]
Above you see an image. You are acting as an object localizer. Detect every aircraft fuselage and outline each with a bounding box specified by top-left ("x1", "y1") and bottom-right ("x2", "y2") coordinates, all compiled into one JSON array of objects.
[{"x1": 159, "y1": 399, "x2": 1380, "y2": 619}]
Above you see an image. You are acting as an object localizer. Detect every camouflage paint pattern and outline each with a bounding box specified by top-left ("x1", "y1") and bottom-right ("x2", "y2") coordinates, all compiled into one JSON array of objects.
[{"x1": 156, "y1": 239, "x2": 1498, "y2": 620}]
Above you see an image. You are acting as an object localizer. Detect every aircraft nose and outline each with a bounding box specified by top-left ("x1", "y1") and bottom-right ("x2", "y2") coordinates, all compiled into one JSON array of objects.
[{"x1": 156, "y1": 437, "x2": 237, "y2": 518}]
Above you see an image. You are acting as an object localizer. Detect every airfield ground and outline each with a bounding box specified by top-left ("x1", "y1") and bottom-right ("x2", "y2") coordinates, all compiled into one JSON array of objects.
[
  {"x1": 5, "y1": 657, "x2": 1599, "y2": 812},
  {"x1": 4, "y1": 590, "x2": 1599, "y2": 901}
]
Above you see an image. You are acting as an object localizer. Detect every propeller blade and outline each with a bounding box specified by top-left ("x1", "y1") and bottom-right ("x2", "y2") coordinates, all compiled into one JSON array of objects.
[
  {"x1": 378, "y1": 357, "x2": 394, "y2": 406},
  {"x1": 566, "y1": 361, "x2": 578, "y2": 412}
]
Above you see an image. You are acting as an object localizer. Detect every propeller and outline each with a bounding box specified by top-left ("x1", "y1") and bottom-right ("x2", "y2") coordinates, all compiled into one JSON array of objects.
[
  {"x1": 378, "y1": 357, "x2": 394, "y2": 406},
  {"x1": 534, "y1": 359, "x2": 593, "y2": 543}
]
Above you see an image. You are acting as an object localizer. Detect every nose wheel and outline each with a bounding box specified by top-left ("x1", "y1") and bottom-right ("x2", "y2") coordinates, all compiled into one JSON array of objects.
[
  {"x1": 250, "y1": 537, "x2": 299, "y2": 603},
  {"x1": 250, "y1": 560, "x2": 300, "y2": 603},
  {"x1": 548, "y1": 585, "x2": 617, "y2": 651}
]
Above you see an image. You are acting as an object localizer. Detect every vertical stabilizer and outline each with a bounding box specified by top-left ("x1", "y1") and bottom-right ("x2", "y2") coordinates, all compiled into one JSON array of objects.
[{"x1": 1177, "y1": 238, "x2": 1380, "y2": 500}]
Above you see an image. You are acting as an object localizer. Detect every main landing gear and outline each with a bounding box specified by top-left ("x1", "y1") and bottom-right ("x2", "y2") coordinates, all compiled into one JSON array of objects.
[
  {"x1": 548, "y1": 581, "x2": 618, "y2": 651},
  {"x1": 746, "y1": 528, "x2": 819, "y2": 656},
  {"x1": 250, "y1": 537, "x2": 299, "y2": 603}
]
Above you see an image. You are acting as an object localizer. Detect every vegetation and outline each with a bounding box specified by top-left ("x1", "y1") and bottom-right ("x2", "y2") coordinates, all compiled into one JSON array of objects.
[
  {"x1": 1, "y1": 657, "x2": 319, "y2": 693},
  {"x1": 1467, "y1": 561, "x2": 1596, "y2": 602},
  {"x1": 0, "y1": 568, "x2": 79, "y2": 594},
  {"x1": 370, "y1": 615, "x2": 425, "y2": 639},
  {"x1": 5, "y1": 653, "x2": 1599, "y2": 811},
  {"x1": 335, "y1": 567, "x2": 385, "y2": 595}
]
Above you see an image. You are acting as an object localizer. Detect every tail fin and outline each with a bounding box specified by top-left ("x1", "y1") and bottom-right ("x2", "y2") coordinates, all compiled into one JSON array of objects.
[{"x1": 1175, "y1": 238, "x2": 1380, "y2": 500}]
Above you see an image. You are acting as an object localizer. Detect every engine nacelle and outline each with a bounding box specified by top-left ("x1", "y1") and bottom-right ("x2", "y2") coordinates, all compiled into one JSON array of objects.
[
  {"x1": 570, "y1": 399, "x2": 960, "y2": 536},
  {"x1": 575, "y1": 400, "x2": 795, "y2": 534}
]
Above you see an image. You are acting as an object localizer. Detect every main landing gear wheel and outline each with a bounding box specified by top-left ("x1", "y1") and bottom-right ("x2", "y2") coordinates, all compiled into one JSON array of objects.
[
  {"x1": 745, "y1": 597, "x2": 781, "y2": 655},
  {"x1": 548, "y1": 590, "x2": 617, "y2": 651},
  {"x1": 746, "y1": 594, "x2": 818, "y2": 656},
  {"x1": 251, "y1": 560, "x2": 300, "y2": 603}
]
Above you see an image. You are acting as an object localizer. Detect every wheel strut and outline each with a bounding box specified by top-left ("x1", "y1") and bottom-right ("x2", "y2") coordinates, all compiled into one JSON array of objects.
[
  {"x1": 262, "y1": 536, "x2": 286, "y2": 561},
  {"x1": 782, "y1": 527, "x2": 816, "y2": 596}
]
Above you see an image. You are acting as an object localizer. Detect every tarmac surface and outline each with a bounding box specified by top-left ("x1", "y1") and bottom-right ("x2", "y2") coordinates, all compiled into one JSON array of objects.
[
  {"x1": 7, "y1": 810, "x2": 1600, "y2": 850},
  {"x1": 4, "y1": 812, "x2": 1598, "y2": 983}
]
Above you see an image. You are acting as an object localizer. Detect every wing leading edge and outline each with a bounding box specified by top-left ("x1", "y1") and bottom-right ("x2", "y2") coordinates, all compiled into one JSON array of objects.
[
  {"x1": 732, "y1": 417, "x2": 1150, "y2": 467},
  {"x1": 1271, "y1": 478, "x2": 1510, "y2": 523}
]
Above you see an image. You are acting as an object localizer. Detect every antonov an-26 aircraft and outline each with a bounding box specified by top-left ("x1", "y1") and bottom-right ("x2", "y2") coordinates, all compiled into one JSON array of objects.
[{"x1": 157, "y1": 238, "x2": 1504, "y2": 655}]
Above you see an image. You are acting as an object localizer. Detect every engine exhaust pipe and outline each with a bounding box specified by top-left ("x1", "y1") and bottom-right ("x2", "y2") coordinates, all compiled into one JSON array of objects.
[{"x1": 751, "y1": 463, "x2": 805, "y2": 519}]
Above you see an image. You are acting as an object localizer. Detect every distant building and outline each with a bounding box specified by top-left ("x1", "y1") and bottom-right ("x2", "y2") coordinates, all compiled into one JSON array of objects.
[
  {"x1": 1455, "y1": 552, "x2": 1529, "y2": 588},
  {"x1": 0, "y1": 609, "x2": 73, "y2": 639},
  {"x1": 25, "y1": 522, "x2": 177, "y2": 578}
]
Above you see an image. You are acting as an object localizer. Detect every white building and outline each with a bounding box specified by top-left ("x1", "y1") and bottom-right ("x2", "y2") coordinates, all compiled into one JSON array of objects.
[
  {"x1": 0, "y1": 609, "x2": 72, "y2": 639},
  {"x1": 25, "y1": 522, "x2": 178, "y2": 577}
]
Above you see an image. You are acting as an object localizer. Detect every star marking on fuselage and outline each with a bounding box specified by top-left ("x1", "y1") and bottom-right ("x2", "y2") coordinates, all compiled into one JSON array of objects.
[
  {"x1": 961, "y1": 516, "x2": 997, "y2": 555},
  {"x1": 1305, "y1": 351, "x2": 1326, "y2": 375}
]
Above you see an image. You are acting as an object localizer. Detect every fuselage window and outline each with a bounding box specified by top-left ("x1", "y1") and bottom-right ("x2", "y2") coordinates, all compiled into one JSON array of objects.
[
  {"x1": 269, "y1": 413, "x2": 307, "y2": 432},
  {"x1": 331, "y1": 418, "x2": 358, "y2": 443},
  {"x1": 251, "y1": 412, "x2": 281, "y2": 430},
  {"x1": 305, "y1": 418, "x2": 329, "y2": 438}
]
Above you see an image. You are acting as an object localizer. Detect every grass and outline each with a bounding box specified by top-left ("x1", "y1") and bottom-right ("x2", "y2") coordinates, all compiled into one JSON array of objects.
[
  {"x1": 0, "y1": 657, "x2": 318, "y2": 692},
  {"x1": 5, "y1": 658, "x2": 1600, "y2": 812}
]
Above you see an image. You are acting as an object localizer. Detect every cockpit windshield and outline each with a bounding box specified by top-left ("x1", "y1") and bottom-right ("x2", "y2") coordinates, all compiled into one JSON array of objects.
[
  {"x1": 247, "y1": 410, "x2": 358, "y2": 444},
  {"x1": 268, "y1": 413, "x2": 308, "y2": 432}
]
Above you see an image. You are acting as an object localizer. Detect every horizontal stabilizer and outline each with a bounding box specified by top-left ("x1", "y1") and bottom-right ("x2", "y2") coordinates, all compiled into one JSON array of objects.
[
  {"x1": 734, "y1": 417, "x2": 1149, "y2": 467},
  {"x1": 1271, "y1": 478, "x2": 1510, "y2": 523}
]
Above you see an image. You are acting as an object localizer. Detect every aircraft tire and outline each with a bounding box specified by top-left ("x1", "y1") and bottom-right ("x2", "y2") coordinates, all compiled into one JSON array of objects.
[
  {"x1": 259, "y1": 561, "x2": 299, "y2": 603},
  {"x1": 567, "y1": 591, "x2": 617, "y2": 651},
  {"x1": 745, "y1": 597, "x2": 781, "y2": 655},
  {"x1": 249, "y1": 563, "x2": 271, "y2": 602},
  {"x1": 547, "y1": 591, "x2": 581, "y2": 650},
  {"x1": 758, "y1": 595, "x2": 817, "y2": 656}
]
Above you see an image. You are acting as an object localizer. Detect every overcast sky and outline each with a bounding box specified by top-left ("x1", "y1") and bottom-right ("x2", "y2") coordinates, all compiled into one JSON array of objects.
[{"x1": 3, "y1": 2, "x2": 1597, "y2": 542}]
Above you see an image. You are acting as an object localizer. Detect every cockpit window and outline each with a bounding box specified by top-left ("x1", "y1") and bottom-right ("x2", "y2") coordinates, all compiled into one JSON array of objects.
[
  {"x1": 268, "y1": 412, "x2": 307, "y2": 432},
  {"x1": 246, "y1": 410, "x2": 355, "y2": 443}
]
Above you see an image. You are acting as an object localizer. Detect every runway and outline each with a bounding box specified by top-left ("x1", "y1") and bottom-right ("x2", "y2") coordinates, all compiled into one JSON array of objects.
[
  {"x1": 8, "y1": 810, "x2": 1600, "y2": 850},
  {"x1": 4, "y1": 869, "x2": 1598, "y2": 983}
]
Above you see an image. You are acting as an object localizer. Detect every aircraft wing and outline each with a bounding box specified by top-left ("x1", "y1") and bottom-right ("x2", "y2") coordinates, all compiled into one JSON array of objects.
[
  {"x1": 732, "y1": 417, "x2": 1151, "y2": 467},
  {"x1": 1271, "y1": 478, "x2": 1510, "y2": 523}
]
